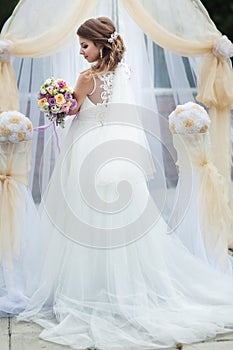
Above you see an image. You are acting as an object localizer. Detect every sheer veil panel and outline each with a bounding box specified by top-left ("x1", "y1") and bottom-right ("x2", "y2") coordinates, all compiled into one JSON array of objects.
[
  {"x1": 121, "y1": 0, "x2": 233, "y2": 242},
  {"x1": 1, "y1": 0, "x2": 100, "y2": 56},
  {"x1": 1, "y1": 0, "x2": 232, "y2": 224},
  {"x1": 9, "y1": 0, "x2": 207, "y2": 214},
  {"x1": 10, "y1": 0, "x2": 167, "y2": 206}
]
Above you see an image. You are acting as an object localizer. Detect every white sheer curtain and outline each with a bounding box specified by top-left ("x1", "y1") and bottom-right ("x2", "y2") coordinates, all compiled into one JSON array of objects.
[
  {"x1": 121, "y1": 0, "x2": 233, "y2": 192},
  {"x1": 1, "y1": 0, "x2": 232, "y2": 231},
  {"x1": 0, "y1": 0, "x2": 99, "y2": 112},
  {"x1": 10, "y1": 0, "x2": 167, "y2": 206},
  {"x1": 8, "y1": 1, "x2": 205, "y2": 207}
]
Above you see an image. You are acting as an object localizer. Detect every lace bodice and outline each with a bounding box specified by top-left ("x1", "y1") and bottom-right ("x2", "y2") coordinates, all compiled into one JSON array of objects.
[
  {"x1": 79, "y1": 63, "x2": 132, "y2": 124},
  {"x1": 88, "y1": 71, "x2": 115, "y2": 106}
]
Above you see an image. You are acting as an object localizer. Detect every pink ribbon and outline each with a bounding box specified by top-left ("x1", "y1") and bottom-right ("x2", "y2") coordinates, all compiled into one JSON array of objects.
[{"x1": 33, "y1": 115, "x2": 61, "y2": 153}]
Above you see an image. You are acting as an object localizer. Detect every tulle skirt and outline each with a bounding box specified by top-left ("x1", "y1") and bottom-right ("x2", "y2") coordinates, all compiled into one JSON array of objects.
[{"x1": 18, "y1": 110, "x2": 233, "y2": 349}]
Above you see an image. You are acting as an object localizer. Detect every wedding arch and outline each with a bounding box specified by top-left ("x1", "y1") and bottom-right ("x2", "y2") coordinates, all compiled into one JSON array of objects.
[{"x1": 0, "y1": 0, "x2": 232, "y2": 236}]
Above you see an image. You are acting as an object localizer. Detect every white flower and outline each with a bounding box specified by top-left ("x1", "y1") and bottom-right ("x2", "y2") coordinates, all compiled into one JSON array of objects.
[
  {"x1": 24, "y1": 131, "x2": 33, "y2": 140},
  {"x1": 0, "y1": 135, "x2": 7, "y2": 142},
  {"x1": 8, "y1": 133, "x2": 19, "y2": 143},
  {"x1": 0, "y1": 110, "x2": 33, "y2": 143},
  {"x1": 40, "y1": 88, "x2": 47, "y2": 95},
  {"x1": 10, "y1": 124, "x2": 21, "y2": 132},
  {"x1": 213, "y1": 35, "x2": 233, "y2": 61},
  {"x1": 45, "y1": 78, "x2": 52, "y2": 85},
  {"x1": 0, "y1": 39, "x2": 13, "y2": 62},
  {"x1": 168, "y1": 102, "x2": 210, "y2": 134},
  {"x1": 51, "y1": 105, "x2": 61, "y2": 113}
]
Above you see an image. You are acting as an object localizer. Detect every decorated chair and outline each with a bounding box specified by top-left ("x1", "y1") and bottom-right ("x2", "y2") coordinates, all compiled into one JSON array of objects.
[
  {"x1": 168, "y1": 102, "x2": 232, "y2": 273},
  {"x1": 0, "y1": 111, "x2": 44, "y2": 316}
]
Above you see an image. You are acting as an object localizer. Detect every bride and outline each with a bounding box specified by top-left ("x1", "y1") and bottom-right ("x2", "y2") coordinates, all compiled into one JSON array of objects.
[{"x1": 19, "y1": 17, "x2": 233, "y2": 350}]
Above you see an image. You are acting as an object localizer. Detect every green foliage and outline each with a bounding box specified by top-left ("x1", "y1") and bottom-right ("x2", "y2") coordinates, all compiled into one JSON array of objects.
[
  {"x1": 0, "y1": 0, "x2": 19, "y2": 31},
  {"x1": 201, "y1": 0, "x2": 233, "y2": 41}
]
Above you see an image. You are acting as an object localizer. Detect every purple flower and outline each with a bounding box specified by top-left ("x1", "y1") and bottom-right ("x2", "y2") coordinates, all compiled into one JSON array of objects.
[
  {"x1": 64, "y1": 92, "x2": 72, "y2": 100},
  {"x1": 70, "y1": 99, "x2": 78, "y2": 110},
  {"x1": 48, "y1": 97, "x2": 56, "y2": 106},
  {"x1": 38, "y1": 92, "x2": 44, "y2": 99}
]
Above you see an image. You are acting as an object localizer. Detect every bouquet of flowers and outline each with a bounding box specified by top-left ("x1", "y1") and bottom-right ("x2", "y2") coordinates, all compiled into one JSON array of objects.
[
  {"x1": 0, "y1": 111, "x2": 33, "y2": 143},
  {"x1": 168, "y1": 102, "x2": 210, "y2": 134},
  {"x1": 37, "y1": 77, "x2": 77, "y2": 127}
]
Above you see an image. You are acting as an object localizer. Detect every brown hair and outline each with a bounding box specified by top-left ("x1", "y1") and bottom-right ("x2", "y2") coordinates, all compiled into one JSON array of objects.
[{"x1": 77, "y1": 17, "x2": 126, "y2": 75}]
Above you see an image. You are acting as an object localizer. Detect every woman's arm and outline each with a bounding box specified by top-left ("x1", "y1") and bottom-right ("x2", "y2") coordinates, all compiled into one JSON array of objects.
[{"x1": 69, "y1": 70, "x2": 94, "y2": 115}]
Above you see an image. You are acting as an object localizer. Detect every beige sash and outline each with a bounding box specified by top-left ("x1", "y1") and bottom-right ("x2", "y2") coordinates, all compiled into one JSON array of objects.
[
  {"x1": 173, "y1": 133, "x2": 232, "y2": 271},
  {"x1": 0, "y1": 141, "x2": 31, "y2": 261}
]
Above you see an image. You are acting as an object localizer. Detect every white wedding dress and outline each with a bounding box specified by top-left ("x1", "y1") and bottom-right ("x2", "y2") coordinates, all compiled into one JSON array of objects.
[{"x1": 18, "y1": 63, "x2": 233, "y2": 349}]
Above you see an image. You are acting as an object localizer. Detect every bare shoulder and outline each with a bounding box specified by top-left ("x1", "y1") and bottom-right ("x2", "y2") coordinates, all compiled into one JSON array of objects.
[
  {"x1": 73, "y1": 69, "x2": 94, "y2": 110},
  {"x1": 78, "y1": 69, "x2": 92, "y2": 84}
]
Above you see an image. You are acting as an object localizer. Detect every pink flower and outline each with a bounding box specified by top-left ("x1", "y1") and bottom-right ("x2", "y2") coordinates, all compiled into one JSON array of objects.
[
  {"x1": 58, "y1": 81, "x2": 66, "y2": 89},
  {"x1": 47, "y1": 86, "x2": 54, "y2": 93},
  {"x1": 61, "y1": 104, "x2": 70, "y2": 114}
]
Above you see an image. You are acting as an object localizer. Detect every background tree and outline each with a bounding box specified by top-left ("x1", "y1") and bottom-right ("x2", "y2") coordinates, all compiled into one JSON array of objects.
[
  {"x1": 0, "y1": 0, "x2": 19, "y2": 31},
  {"x1": 201, "y1": 0, "x2": 233, "y2": 42}
]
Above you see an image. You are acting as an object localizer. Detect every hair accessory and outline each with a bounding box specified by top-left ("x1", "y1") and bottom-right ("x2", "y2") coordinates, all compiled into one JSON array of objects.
[
  {"x1": 108, "y1": 32, "x2": 118, "y2": 43},
  {"x1": 99, "y1": 48, "x2": 103, "y2": 59}
]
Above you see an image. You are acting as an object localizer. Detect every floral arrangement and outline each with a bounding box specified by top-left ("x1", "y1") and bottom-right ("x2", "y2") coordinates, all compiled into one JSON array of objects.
[
  {"x1": 38, "y1": 77, "x2": 77, "y2": 127},
  {"x1": 0, "y1": 111, "x2": 33, "y2": 143},
  {"x1": 168, "y1": 102, "x2": 211, "y2": 134}
]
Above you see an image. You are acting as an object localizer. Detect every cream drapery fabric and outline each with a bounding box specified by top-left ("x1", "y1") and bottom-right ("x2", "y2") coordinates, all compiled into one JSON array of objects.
[
  {"x1": 0, "y1": 141, "x2": 31, "y2": 261},
  {"x1": 1, "y1": 0, "x2": 232, "y2": 182},
  {"x1": 121, "y1": 0, "x2": 233, "y2": 191},
  {"x1": 173, "y1": 133, "x2": 232, "y2": 267},
  {"x1": 0, "y1": 0, "x2": 232, "y2": 240},
  {"x1": 0, "y1": 0, "x2": 99, "y2": 112}
]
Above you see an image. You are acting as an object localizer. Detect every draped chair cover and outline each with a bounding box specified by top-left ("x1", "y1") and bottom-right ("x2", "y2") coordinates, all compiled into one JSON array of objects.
[
  {"x1": 170, "y1": 133, "x2": 232, "y2": 269},
  {"x1": 121, "y1": 0, "x2": 233, "y2": 190},
  {"x1": 0, "y1": 141, "x2": 31, "y2": 261}
]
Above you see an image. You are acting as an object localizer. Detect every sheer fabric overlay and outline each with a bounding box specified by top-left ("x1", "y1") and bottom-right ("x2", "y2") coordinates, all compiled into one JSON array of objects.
[
  {"x1": 169, "y1": 133, "x2": 232, "y2": 272},
  {"x1": 0, "y1": 0, "x2": 233, "y2": 195},
  {"x1": 17, "y1": 63, "x2": 233, "y2": 350},
  {"x1": 0, "y1": 141, "x2": 46, "y2": 316}
]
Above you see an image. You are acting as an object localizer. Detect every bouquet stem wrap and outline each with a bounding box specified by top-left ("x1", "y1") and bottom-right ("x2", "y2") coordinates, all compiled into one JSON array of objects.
[{"x1": 0, "y1": 141, "x2": 31, "y2": 262}]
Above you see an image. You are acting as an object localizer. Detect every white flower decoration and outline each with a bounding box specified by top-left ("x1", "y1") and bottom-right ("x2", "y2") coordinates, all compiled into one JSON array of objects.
[
  {"x1": 108, "y1": 31, "x2": 118, "y2": 43},
  {"x1": 0, "y1": 39, "x2": 13, "y2": 62},
  {"x1": 0, "y1": 111, "x2": 33, "y2": 143},
  {"x1": 213, "y1": 35, "x2": 233, "y2": 61},
  {"x1": 168, "y1": 102, "x2": 211, "y2": 135}
]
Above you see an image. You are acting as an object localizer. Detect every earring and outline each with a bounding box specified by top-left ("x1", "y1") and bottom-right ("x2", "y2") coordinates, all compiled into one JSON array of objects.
[{"x1": 99, "y1": 48, "x2": 103, "y2": 59}]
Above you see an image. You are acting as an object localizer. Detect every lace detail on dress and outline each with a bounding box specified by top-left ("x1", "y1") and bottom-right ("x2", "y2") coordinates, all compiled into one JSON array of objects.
[
  {"x1": 95, "y1": 71, "x2": 115, "y2": 126},
  {"x1": 98, "y1": 71, "x2": 114, "y2": 105},
  {"x1": 82, "y1": 64, "x2": 130, "y2": 125}
]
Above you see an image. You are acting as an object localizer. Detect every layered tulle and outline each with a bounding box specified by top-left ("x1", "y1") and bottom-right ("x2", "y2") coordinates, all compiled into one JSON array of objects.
[
  {"x1": 169, "y1": 133, "x2": 232, "y2": 273},
  {"x1": 18, "y1": 65, "x2": 233, "y2": 349}
]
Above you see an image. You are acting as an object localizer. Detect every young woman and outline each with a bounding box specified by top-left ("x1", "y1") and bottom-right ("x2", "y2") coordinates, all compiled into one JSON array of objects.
[{"x1": 19, "y1": 17, "x2": 233, "y2": 350}]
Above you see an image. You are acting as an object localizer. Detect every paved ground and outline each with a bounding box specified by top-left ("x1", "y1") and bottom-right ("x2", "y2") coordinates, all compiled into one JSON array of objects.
[{"x1": 1, "y1": 317, "x2": 233, "y2": 350}]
